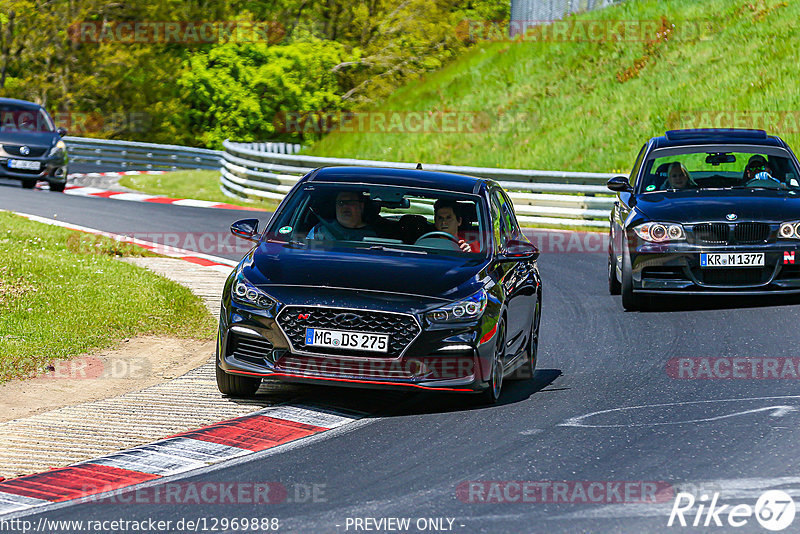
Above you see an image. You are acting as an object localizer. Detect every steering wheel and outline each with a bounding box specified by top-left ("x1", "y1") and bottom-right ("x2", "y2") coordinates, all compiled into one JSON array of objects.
[
  {"x1": 414, "y1": 231, "x2": 461, "y2": 251},
  {"x1": 745, "y1": 172, "x2": 782, "y2": 187}
]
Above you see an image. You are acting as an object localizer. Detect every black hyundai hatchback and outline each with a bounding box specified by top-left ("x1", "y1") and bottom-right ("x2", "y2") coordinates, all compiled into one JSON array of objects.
[
  {"x1": 608, "y1": 128, "x2": 800, "y2": 310},
  {"x1": 217, "y1": 166, "x2": 542, "y2": 403},
  {"x1": 0, "y1": 97, "x2": 69, "y2": 191}
]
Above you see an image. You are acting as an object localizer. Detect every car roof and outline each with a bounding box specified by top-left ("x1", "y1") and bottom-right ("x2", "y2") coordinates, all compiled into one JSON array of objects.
[
  {"x1": 305, "y1": 166, "x2": 493, "y2": 194},
  {"x1": 0, "y1": 97, "x2": 43, "y2": 110},
  {"x1": 650, "y1": 128, "x2": 788, "y2": 149}
]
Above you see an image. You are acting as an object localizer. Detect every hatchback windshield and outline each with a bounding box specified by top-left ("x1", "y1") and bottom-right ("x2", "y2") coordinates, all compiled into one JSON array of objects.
[
  {"x1": 639, "y1": 147, "x2": 800, "y2": 192},
  {"x1": 0, "y1": 104, "x2": 54, "y2": 132},
  {"x1": 266, "y1": 183, "x2": 487, "y2": 256}
]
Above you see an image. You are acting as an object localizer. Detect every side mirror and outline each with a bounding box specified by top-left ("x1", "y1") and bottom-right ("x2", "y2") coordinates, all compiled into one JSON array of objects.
[
  {"x1": 230, "y1": 218, "x2": 260, "y2": 242},
  {"x1": 607, "y1": 175, "x2": 633, "y2": 192},
  {"x1": 498, "y1": 239, "x2": 540, "y2": 262},
  {"x1": 56, "y1": 127, "x2": 67, "y2": 137}
]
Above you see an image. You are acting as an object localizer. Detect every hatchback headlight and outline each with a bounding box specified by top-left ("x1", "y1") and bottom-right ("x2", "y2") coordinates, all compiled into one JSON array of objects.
[
  {"x1": 48, "y1": 139, "x2": 66, "y2": 157},
  {"x1": 779, "y1": 221, "x2": 800, "y2": 239},
  {"x1": 633, "y1": 222, "x2": 685, "y2": 243},
  {"x1": 231, "y1": 272, "x2": 275, "y2": 309},
  {"x1": 426, "y1": 289, "x2": 487, "y2": 324}
]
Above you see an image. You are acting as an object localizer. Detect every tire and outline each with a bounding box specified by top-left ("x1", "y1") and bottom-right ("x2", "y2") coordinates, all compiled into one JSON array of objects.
[
  {"x1": 510, "y1": 297, "x2": 540, "y2": 381},
  {"x1": 21, "y1": 179, "x2": 36, "y2": 189},
  {"x1": 216, "y1": 361, "x2": 261, "y2": 397},
  {"x1": 49, "y1": 181, "x2": 66, "y2": 193},
  {"x1": 479, "y1": 318, "x2": 506, "y2": 404},
  {"x1": 621, "y1": 246, "x2": 647, "y2": 311},
  {"x1": 608, "y1": 244, "x2": 621, "y2": 295}
]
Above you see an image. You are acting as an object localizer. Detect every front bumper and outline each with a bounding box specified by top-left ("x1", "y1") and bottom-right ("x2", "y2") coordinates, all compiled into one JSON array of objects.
[
  {"x1": 630, "y1": 241, "x2": 800, "y2": 294},
  {"x1": 216, "y1": 286, "x2": 498, "y2": 393},
  {"x1": 0, "y1": 154, "x2": 68, "y2": 183}
]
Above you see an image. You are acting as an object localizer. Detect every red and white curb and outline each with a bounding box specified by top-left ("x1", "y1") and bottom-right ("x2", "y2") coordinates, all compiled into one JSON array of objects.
[
  {"x1": 61, "y1": 171, "x2": 266, "y2": 212},
  {"x1": 0, "y1": 405, "x2": 361, "y2": 514},
  {"x1": 10, "y1": 212, "x2": 238, "y2": 272}
]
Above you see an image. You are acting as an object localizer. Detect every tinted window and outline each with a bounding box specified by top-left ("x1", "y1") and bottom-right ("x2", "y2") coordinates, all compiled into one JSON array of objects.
[{"x1": 0, "y1": 104, "x2": 54, "y2": 132}]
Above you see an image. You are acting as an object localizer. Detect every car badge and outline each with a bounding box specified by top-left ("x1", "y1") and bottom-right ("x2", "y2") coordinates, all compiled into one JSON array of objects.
[
  {"x1": 19, "y1": 145, "x2": 30, "y2": 155},
  {"x1": 726, "y1": 213, "x2": 737, "y2": 221},
  {"x1": 334, "y1": 313, "x2": 362, "y2": 327},
  {"x1": 297, "y1": 313, "x2": 310, "y2": 320}
]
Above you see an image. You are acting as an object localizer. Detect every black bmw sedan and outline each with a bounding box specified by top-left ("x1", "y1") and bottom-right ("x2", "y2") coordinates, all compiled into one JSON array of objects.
[
  {"x1": 0, "y1": 97, "x2": 69, "y2": 191},
  {"x1": 608, "y1": 128, "x2": 800, "y2": 310},
  {"x1": 216, "y1": 166, "x2": 542, "y2": 403}
]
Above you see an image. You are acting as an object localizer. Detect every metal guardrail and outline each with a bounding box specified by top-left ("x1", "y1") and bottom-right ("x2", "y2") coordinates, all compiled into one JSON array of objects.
[
  {"x1": 64, "y1": 136, "x2": 223, "y2": 171},
  {"x1": 221, "y1": 140, "x2": 617, "y2": 227}
]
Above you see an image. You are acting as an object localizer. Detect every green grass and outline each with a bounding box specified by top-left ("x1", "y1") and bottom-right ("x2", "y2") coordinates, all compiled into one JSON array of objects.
[
  {"x1": 119, "y1": 169, "x2": 280, "y2": 210},
  {"x1": 0, "y1": 212, "x2": 215, "y2": 382},
  {"x1": 305, "y1": 0, "x2": 798, "y2": 173}
]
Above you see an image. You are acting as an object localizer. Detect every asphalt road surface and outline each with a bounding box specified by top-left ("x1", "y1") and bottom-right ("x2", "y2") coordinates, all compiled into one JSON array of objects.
[{"x1": 3, "y1": 184, "x2": 800, "y2": 533}]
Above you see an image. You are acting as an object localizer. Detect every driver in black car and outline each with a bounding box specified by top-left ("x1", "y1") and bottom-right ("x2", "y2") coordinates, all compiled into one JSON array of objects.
[
  {"x1": 743, "y1": 155, "x2": 785, "y2": 188},
  {"x1": 307, "y1": 191, "x2": 378, "y2": 241},
  {"x1": 433, "y1": 199, "x2": 478, "y2": 252}
]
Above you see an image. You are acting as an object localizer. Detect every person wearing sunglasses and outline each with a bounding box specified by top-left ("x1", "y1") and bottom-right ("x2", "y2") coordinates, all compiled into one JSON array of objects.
[
  {"x1": 307, "y1": 190, "x2": 377, "y2": 241},
  {"x1": 743, "y1": 155, "x2": 785, "y2": 187}
]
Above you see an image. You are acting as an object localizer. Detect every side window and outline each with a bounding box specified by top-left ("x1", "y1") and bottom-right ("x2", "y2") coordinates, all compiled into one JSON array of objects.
[
  {"x1": 500, "y1": 191, "x2": 521, "y2": 239},
  {"x1": 491, "y1": 190, "x2": 514, "y2": 251},
  {"x1": 490, "y1": 194, "x2": 503, "y2": 252},
  {"x1": 629, "y1": 143, "x2": 647, "y2": 187}
]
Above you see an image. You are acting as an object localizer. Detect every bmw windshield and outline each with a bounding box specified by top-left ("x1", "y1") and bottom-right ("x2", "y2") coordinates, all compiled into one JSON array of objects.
[
  {"x1": 264, "y1": 183, "x2": 489, "y2": 257},
  {"x1": 638, "y1": 145, "x2": 800, "y2": 193}
]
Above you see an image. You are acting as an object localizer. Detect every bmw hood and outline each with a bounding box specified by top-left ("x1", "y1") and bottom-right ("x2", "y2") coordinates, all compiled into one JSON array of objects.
[
  {"x1": 635, "y1": 189, "x2": 800, "y2": 223},
  {"x1": 242, "y1": 241, "x2": 487, "y2": 300}
]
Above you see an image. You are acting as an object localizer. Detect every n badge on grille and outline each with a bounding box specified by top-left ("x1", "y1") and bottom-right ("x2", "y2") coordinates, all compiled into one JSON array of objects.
[
  {"x1": 784, "y1": 251, "x2": 795, "y2": 265},
  {"x1": 298, "y1": 313, "x2": 310, "y2": 320}
]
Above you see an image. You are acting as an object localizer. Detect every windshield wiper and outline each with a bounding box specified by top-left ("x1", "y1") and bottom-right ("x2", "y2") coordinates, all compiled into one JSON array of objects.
[{"x1": 367, "y1": 245, "x2": 428, "y2": 255}]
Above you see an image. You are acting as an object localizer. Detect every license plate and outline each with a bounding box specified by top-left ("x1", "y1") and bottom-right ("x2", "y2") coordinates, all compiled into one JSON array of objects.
[
  {"x1": 700, "y1": 252, "x2": 764, "y2": 267},
  {"x1": 8, "y1": 159, "x2": 41, "y2": 170},
  {"x1": 304, "y1": 328, "x2": 389, "y2": 353}
]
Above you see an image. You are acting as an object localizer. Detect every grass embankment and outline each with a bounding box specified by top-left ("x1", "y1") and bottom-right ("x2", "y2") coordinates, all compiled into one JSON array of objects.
[
  {"x1": 306, "y1": 0, "x2": 798, "y2": 172},
  {"x1": 0, "y1": 212, "x2": 215, "y2": 382},
  {"x1": 119, "y1": 170, "x2": 280, "y2": 210}
]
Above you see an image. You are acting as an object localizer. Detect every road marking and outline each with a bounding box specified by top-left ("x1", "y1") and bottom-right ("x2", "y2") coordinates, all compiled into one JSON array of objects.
[{"x1": 560, "y1": 396, "x2": 800, "y2": 428}]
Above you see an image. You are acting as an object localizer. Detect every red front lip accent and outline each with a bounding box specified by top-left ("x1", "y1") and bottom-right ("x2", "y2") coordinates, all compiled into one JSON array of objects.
[
  {"x1": 479, "y1": 324, "x2": 497, "y2": 345},
  {"x1": 226, "y1": 369, "x2": 474, "y2": 392}
]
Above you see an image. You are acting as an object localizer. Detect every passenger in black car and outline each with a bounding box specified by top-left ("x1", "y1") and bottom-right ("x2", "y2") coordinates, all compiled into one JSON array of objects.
[
  {"x1": 666, "y1": 162, "x2": 697, "y2": 189},
  {"x1": 307, "y1": 191, "x2": 378, "y2": 241}
]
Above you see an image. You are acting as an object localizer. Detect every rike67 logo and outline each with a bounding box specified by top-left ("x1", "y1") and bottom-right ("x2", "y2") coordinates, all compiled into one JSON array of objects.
[{"x1": 668, "y1": 490, "x2": 796, "y2": 531}]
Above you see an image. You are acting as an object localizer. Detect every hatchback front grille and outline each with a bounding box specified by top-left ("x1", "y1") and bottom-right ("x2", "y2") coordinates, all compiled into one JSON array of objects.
[
  {"x1": 700, "y1": 268, "x2": 765, "y2": 286},
  {"x1": 227, "y1": 333, "x2": 273, "y2": 365},
  {"x1": 2, "y1": 144, "x2": 48, "y2": 157},
  {"x1": 692, "y1": 223, "x2": 729, "y2": 244},
  {"x1": 734, "y1": 222, "x2": 770, "y2": 244},
  {"x1": 276, "y1": 306, "x2": 420, "y2": 358}
]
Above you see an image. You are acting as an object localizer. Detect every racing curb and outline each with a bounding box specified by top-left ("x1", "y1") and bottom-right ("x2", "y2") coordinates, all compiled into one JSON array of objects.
[
  {"x1": 0, "y1": 405, "x2": 362, "y2": 514},
  {"x1": 60, "y1": 170, "x2": 267, "y2": 212},
  {"x1": 9, "y1": 212, "x2": 238, "y2": 271}
]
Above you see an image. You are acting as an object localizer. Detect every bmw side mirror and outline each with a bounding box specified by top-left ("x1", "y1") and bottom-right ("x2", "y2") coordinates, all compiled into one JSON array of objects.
[
  {"x1": 56, "y1": 127, "x2": 67, "y2": 137},
  {"x1": 231, "y1": 219, "x2": 260, "y2": 242},
  {"x1": 498, "y1": 239, "x2": 539, "y2": 262},
  {"x1": 607, "y1": 176, "x2": 633, "y2": 192}
]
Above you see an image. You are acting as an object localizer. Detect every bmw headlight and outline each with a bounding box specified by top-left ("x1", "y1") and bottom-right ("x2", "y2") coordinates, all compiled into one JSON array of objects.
[
  {"x1": 779, "y1": 221, "x2": 800, "y2": 239},
  {"x1": 232, "y1": 272, "x2": 275, "y2": 309},
  {"x1": 633, "y1": 222, "x2": 685, "y2": 243},
  {"x1": 426, "y1": 289, "x2": 487, "y2": 324},
  {"x1": 48, "y1": 139, "x2": 66, "y2": 158}
]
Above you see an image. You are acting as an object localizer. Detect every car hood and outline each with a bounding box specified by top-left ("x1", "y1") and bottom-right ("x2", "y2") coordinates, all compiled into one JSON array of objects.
[
  {"x1": 0, "y1": 130, "x2": 57, "y2": 147},
  {"x1": 242, "y1": 241, "x2": 488, "y2": 300},
  {"x1": 635, "y1": 189, "x2": 800, "y2": 223}
]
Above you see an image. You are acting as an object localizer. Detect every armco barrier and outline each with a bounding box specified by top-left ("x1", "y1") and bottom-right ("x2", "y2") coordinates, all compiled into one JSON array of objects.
[
  {"x1": 221, "y1": 140, "x2": 617, "y2": 227},
  {"x1": 64, "y1": 136, "x2": 223, "y2": 171}
]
